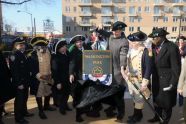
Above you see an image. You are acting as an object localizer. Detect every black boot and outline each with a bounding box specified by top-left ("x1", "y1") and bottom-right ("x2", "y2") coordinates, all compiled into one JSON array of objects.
[
  {"x1": 127, "y1": 109, "x2": 143, "y2": 124},
  {"x1": 44, "y1": 96, "x2": 56, "y2": 111},
  {"x1": 128, "y1": 108, "x2": 137, "y2": 120},
  {"x1": 36, "y1": 97, "x2": 47, "y2": 119},
  {"x1": 148, "y1": 115, "x2": 160, "y2": 123},
  {"x1": 104, "y1": 106, "x2": 117, "y2": 118}
]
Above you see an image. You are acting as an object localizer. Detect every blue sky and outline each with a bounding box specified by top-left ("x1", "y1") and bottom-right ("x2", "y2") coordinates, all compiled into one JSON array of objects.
[{"x1": 2, "y1": 0, "x2": 62, "y2": 33}]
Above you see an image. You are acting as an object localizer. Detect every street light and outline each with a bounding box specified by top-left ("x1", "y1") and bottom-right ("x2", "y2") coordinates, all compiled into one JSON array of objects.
[{"x1": 17, "y1": 10, "x2": 33, "y2": 38}]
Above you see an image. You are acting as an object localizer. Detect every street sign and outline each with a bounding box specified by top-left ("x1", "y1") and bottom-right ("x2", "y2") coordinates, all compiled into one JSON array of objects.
[{"x1": 82, "y1": 50, "x2": 112, "y2": 85}]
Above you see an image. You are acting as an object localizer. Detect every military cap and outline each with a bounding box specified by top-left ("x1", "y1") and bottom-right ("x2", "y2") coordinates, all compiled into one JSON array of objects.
[
  {"x1": 127, "y1": 31, "x2": 147, "y2": 42},
  {"x1": 112, "y1": 21, "x2": 127, "y2": 31},
  {"x1": 30, "y1": 37, "x2": 48, "y2": 47},
  {"x1": 70, "y1": 35, "x2": 85, "y2": 44},
  {"x1": 148, "y1": 28, "x2": 169, "y2": 38},
  {"x1": 13, "y1": 37, "x2": 25, "y2": 46},
  {"x1": 53, "y1": 39, "x2": 67, "y2": 54}
]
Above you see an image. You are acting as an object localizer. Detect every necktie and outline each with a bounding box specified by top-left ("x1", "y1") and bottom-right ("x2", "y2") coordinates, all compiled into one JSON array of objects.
[{"x1": 155, "y1": 47, "x2": 160, "y2": 55}]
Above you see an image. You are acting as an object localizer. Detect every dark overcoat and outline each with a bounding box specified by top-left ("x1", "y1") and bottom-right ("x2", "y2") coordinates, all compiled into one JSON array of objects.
[
  {"x1": 0, "y1": 52, "x2": 15, "y2": 105},
  {"x1": 9, "y1": 50, "x2": 30, "y2": 88},
  {"x1": 152, "y1": 40, "x2": 181, "y2": 109},
  {"x1": 51, "y1": 51, "x2": 70, "y2": 92}
]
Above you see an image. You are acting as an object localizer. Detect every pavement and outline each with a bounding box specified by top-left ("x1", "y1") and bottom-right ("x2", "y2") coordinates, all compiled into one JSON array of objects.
[{"x1": 2, "y1": 93, "x2": 185, "y2": 124}]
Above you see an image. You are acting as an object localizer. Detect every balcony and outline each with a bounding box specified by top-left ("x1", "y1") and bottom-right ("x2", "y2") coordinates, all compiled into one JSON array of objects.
[
  {"x1": 79, "y1": 21, "x2": 92, "y2": 27},
  {"x1": 101, "y1": 12, "x2": 113, "y2": 16},
  {"x1": 153, "y1": 11, "x2": 165, "y2": 16},
  {"x1": 153, "y1": 1, "x2": 165, "y2": 6},
  {"x1": 102, "y1": 21, "x2": 112, "y2": 27},
  {"x1": 79, "y1": 12, "x2": 92, "y2": 17},
  {"x1": 172, "y1": 2, "x2": 184, "y2": 6},
  {"x1": 128, "y1": 12, "x2": 141, "y2": 17},
  {"x1": 79, "y1": 1, "x2": 93, "y2": 6},
  {"x1": 101, "y1": 0, "x2": 113, "y2": 6}
]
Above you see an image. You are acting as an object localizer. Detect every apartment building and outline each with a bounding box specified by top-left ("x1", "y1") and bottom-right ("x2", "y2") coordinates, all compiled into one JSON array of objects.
[{"x1": 62, "y1": 0, "x2": 186, "y2": 40}]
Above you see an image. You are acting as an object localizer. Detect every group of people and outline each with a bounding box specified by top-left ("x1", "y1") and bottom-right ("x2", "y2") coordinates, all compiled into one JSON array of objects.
[{"x1": 0, "y1": 20, "x2": 186, "y2": 124}]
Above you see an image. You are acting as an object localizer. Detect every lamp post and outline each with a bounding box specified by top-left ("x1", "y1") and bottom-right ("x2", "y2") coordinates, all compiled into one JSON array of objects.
[{"x1": 17, "y1": 10, "x2": 33, "y2": 38}]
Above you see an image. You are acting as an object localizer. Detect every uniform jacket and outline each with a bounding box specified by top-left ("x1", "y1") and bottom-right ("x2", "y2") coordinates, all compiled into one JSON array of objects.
[
  {"x1": 97, "y1": 30, "x2": 129, "y2": 85},
  {"x1": 152, "y1": 40, "x2": 181, "y2": 109},
  {"x1": 0, "y1": 52, "x2": 15, "y2": 105},
  {"x1": 178, "y1": 57, "x2": 186, "y2": 97},
  {"x1": 29, "y1": 50, "x2": 52, "y2": 95},
  {"x1": 128, "y1": 48, "x2": 152, "y2": 98},
  {"x1": 9, "y1": 50, "x2": 30, "y2": 87}
]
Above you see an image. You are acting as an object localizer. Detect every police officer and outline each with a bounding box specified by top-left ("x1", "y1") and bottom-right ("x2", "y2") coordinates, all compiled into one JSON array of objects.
[
  {"x1": 125, "y1": 31, "x2": 152, "y2": 123},
  {"x1": 148, "y1": 28, "x2": 181, "y2": 124},
  {"x1": 97, "y1": 21, "x2": 129, "y2": 121},
  {"x1": 9, "y1": 38, "x2": 34, "y2": 124}
]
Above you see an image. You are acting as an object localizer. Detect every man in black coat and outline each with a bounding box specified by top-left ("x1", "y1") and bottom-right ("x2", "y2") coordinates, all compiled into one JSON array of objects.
[
  {"x1": 9, "y1": 38, "x2": 34, "y2": 124},
  {"x1": 0, "y1": 42, "x2": 15, "y2": 124},
  {"x1": 148, "y1": 28, "x2": 181, "y2": 124},
  {"x1": 52, "y1": 39, "x2": 72, "y2": 115}
]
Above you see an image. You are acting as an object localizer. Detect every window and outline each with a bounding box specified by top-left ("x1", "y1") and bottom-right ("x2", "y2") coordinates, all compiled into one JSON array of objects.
[
  {"x1": 82, "y1": 27, "x2": 90, "y2": 32},
  {"x1": 81, "y1": 0, "x2": 91, "y2": 3},
  {"x1": 154, "y1": 6, "x2": 160, "y2": 14},
  {"x1": 172, "y1": 27, "x2": 177, "y2": 32},
  {"x1": 138, "y1": 7, "x2": 141, "y2": 13},
  {"x1": 137, "y1": 27, "x2": 140, "y2": 31},
  {"x1": 66, "y1": 26, "x2": 71, "y2": 32},
  {"x1": 138, "y1": 17, "x2": 142, "y2": 22},
  {"x1": 153, "y1": 17, "x2": 159, "y2": 22},
  {"x1": 129, "y1": 6, "x2": 135, "y2": 14},
  {"x1": 129, "y1": 27, "x2": 134, "y2": 32},
  {"x1": 173, "y1": 17, "x2": 178, "y2": 22},
  {"x1": 144, "y1": 6, "x2": 150, "y2": 13},
  {"x1": 163, "y1": 17, "x2": 168, "y2": 22},
  {"x1": 163, "y1": 27, "x2": 167, "y2": 31},
  {"x1": 102, "y1": 7, "x2": 112, "y2": 14},
  {"x1": 114, "y1": 7, "x2": 119, "y2": 13},
  {"x1": 102, "y1": 0, "x2": 112, "y2": 3},
  {"x1": 74, "y1": 7, "x2": 77, "y2": 12},
  {"x1": 82, "y1": 17, "x2": 90, "y2": 24},
  {"x1": 121, "y1": 7, "x2": 126, "y2": 13},
  {"x1": 182, "y1": 17, "x2": 186, "y2": 22},
  {"x1": 66, "y1": 16, "x2": 72, "y2": 22},
  {"x1": 129, "y1": 17, "x2": 135, "y2": 22},
  {"x1": 183, "y1": 6, "x2": 186, "y2": 12},
  {"x1": 81, "y1": 7, "x2": 91, "y2": 14},
  {"x1": 173, "y1": 7, "x2": 180, "y2": 15},
  {"x1": 65, "y1": 6, "x2": 70, "y2": 13},
  {"x1": 102, "y1": 17, "x2": 111, "y2": 24}
]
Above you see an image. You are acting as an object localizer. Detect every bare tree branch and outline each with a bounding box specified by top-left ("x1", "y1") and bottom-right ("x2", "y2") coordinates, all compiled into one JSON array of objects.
[{"x1": 0, "y1": 0, "x2": 31, "y2": 5}]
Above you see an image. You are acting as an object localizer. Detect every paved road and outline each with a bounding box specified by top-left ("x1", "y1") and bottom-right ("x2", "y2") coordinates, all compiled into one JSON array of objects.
[{"x1": 2, "y1": 95, "x2": 185, "y2": 124}]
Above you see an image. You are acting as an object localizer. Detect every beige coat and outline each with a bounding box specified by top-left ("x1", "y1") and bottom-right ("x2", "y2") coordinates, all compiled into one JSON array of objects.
[{"x1": 178, "y1": 58, "x2": 186, "y2": 97}]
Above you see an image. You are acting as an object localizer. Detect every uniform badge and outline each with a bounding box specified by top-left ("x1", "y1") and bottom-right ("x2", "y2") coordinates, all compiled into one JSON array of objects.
[
  {"x1": 10, "y1": 55, "x2": 15, "y2": 61},
  {"x1": 21, "y1": 61, "x2": 24, "y2": 64}
]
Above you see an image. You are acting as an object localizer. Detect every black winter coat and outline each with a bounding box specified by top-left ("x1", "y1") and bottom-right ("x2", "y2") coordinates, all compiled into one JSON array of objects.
[
  {"x1": 52, "y1": 52, "x2": 70, "y2": 86},
  {"x1": 9, "y1": 50, "x2": 30, "y2": 88},
  {"x1": 0, "y1": 52, "x2": 15, "y2": 105},
  {"x1": 152, "y1": 40, "x2": 181, "y2": 109}
]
